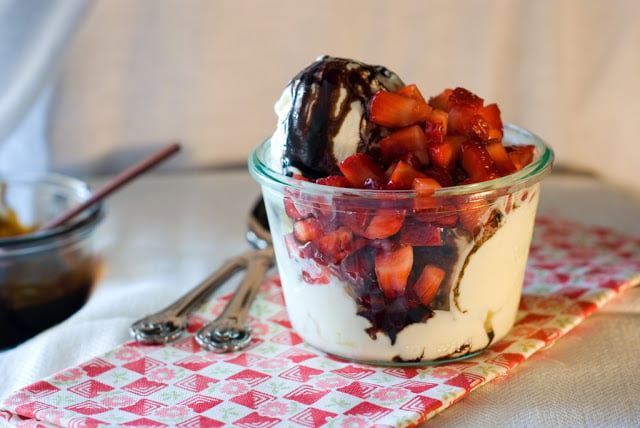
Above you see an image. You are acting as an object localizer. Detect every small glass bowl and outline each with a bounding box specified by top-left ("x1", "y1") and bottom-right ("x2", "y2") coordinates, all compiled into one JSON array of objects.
[
  {"x1": 0, "y1": 173, "x2": 103, "y2": 349},
  {"x1": 249, "y1": 124, "x2": 553, "y2": 366}
]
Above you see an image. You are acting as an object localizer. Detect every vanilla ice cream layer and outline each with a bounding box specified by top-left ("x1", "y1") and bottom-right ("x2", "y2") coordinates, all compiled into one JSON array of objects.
[{"x1": 271, "y1": 187, "x2": 540, "y2": 364}]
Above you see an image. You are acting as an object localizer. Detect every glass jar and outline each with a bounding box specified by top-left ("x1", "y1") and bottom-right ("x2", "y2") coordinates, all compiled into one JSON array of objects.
[
  {"x1": 0, "y1": 173, "x2": 103, "y2": 349},
  {"x1": 249, "y1": 124, "x2": 553, "y2": 365}
]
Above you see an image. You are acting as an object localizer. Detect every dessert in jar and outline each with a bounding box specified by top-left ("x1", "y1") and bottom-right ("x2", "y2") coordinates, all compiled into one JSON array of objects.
[{"x1": 249, "y1": 56, "x2": 553, "y2": 365}]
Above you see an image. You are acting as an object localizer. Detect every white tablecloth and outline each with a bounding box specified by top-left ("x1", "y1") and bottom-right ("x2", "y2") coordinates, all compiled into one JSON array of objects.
[{"x1": 1, "y1": 170, "x2": 639, "y2": 427}]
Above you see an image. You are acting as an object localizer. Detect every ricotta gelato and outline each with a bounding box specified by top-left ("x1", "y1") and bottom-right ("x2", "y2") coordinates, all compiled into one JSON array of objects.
[{"x1": 250, "y1": 56, "x2": 553, "y2": 364}]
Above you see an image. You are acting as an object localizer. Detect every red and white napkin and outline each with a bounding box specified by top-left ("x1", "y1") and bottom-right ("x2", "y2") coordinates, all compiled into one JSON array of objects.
[{"x1": 2, "y1": 216, "x2": 639, "y2": 427}]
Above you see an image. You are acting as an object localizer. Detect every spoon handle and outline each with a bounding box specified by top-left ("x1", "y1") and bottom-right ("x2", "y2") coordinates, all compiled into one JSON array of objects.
[
  {"x1": 129, "y1": 252, "x2": 250, "y2": 344},
  {"x1": 195, "y1": 247, "x2": 274, "y2": 353},
  {"x1": 169, "y1": 256, "x2": 252, "y2": 316}
]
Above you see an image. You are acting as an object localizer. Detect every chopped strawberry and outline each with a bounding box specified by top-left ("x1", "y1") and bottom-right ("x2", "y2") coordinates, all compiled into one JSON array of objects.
[
  {"x1": 414, "y1": 265, "x2": 445, "y2": 306},
  {"x1": 448, "y1": 108, "x2": 490, "y2": 140},
  {"x1": 412, "y1": 177, "x2": 442, "y2": 210},
  {"x1": 284, "y1": 196, "x2": 305, "y2": 220},
  {"x1": 300, "y1": 258, "x2": 332, "y2": 284},
  {"x1": 459, "y1": 140, "x2": 500, "y2": 182},
  {"x1": 339, "y1": 153, "x2": 386, "y2": 189},
  {"x1": 293, "y1": 217, "x2": 323, "y2": 243},
  {"x1": 338, "y1": 208, "x2": 369, "y2": 236},
  {"x1": 283, "y1": 191, "x2": 320, "y2": 220},
  {"x1": 379, "y1": 125, "x2": 429, "y2": 165},
  {"x1": 375, "y1": 245, "x2": 413, "y2": 298},
  {"x1": 458, "y1": 201, "x2": 490, "y2": 235},
  {"x1": 415, "y1": 209, "x2": 459, "y2": 227},
  {"x1": 340, "y1": 246, "x2": 377, "y2": 292},
  {"x1": 395, "y1": 151, "x2": 423, "y2": 171},
  {"x1": 386, "y1": 161, "x2": 427, "y2": 190},
  {"x1": 362, "y1": 209, "x2": 406, "y2": 239},
  {"x1": 315, "y1": 175, "x2": 352, "y2": 188},
  {"x1": 486, "y1": 141, "x2": 517, "y2": 175},
  {"x1": 448, "y1": 87, "x2": 484, "y2": 110},
  {"x1": 424, "y1": 109, "x2": 449, "y2": 145},
  {"x1": 302, "y1": 269, "x2": 330, "y2": 284},
  {"x1": 284, "y1": 233, "x2": 306, "y2": 259},
  {"x1": 507, "y1": 145, "x2": 535, "y2": 170},
  {"x1": 427, "y1": 135, "x2": 464, "y2": 169},
  {"x1": 292, "y1": 174, "x2": 311, "y2": 182},
  {"x1": 446, "y1": 87, "x2": 492, "y2": 140},
  {"x1": 399, "y1": 220, "x2": 443, "y2": 246},
  {"x1": 394, "y1": 84, "x2": 428, "y2": 104},
  {"x1": 313, "y1": 227, "x2": 354, "y2": 264},
  {"x1": 423, "y1": 165, "x2": 454, "y2": 187},
  {"x1": 478, "y1": 103, "x2": 503, "y2": 140},
  {"x1": 369, "y1": 90, "x2": 432, "y2": 128},
  {"x1": 428, "y1": 88, "x2": 453, "y2": 111}
]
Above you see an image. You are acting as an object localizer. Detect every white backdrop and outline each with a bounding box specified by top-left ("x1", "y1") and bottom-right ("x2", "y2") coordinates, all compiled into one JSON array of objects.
[{"x1": 3, "y1": 0, "x2": 639, "y2": 192}]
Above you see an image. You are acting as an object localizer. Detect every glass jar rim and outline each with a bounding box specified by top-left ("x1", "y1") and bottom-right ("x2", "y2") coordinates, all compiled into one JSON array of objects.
[
  {"x1": 249, "y1": 123, "x2": 554, "y2": 200},
  {"x1": 0, "y1": 172, "x2": 104, "y2": 249}
]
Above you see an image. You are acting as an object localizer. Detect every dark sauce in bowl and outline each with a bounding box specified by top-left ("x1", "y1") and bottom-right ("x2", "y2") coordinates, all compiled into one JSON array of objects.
[{"x1": 0, "y1": 174, "x2": 103, "y2": 349}]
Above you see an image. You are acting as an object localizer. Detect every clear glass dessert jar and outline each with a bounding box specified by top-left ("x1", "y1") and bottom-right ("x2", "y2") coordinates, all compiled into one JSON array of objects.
[
  {"x1": 249, "y1": 124, "x2": 554, "y2": 365},
  {"x1": 0, "y1": 173, "x2": 103, "y2": 349}
]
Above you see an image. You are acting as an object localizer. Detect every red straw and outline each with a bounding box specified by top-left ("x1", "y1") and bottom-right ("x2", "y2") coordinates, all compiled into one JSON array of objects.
[{"x1": 41, "y1": 142, "x2": 181, "y2": 230}]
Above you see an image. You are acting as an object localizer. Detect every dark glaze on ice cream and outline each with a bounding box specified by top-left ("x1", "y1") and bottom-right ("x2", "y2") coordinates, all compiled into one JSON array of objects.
[{"x1": 276, "y1": 56, "x2": 404, "y2": 178}]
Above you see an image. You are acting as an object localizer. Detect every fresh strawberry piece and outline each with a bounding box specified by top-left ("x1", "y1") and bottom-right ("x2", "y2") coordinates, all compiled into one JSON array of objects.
[
  {"x1": 340, "y1": 245, "x2": 377, "y2": 293},
  {"x1": 399, "y1": 220, "x2": 443, "y2": 246},
  {"x1": 362, "y1": 209, "x2": 406, "y2": 239},
  {"x1": 369, "y1": 90, "x2": 432, "y2": 128},
  {"x1": 313, "y1": 227, "x2": 354, "y2": 264},
  {"x1": 293, "y1": 217, "x2": 323, "y2": 243},
  {"x1": 460, "y1": 140, "x2": 501, "y2": 182},
  {"x1": 428, "y1": 88, "x2": 453, "y2": 111},
  {"x1": 469, "y1": 114, "x2": 492, "y2": 141},
  {"x1": 424, "y1": 109, "x2": 448, "y2": 145},
  {"x1": 284, "y1": 194, "x2": 319, "y2": 220},
  {"x1": 412, "y1": 177, "x2": 441, "y2": 192},
  {"x1": 394, "y1": 84, "x2": 428, "y2": 104},
  {"x1": 338, "y1": 208, "x2": 369, "y2": 236},
  {"x1": 292, "y1": 174, "x2": 311, "y2": 182},
  {"x1": 284, "y1": 196, "x2": 305, "y2": 220},
  {"x1": 458, "y1": 201, "x2": 490, "y2": 235},
  {"x1": 300, "y1": 258, "x2": 332, "y2": 284},
  {"x1": 302, "y1": 270, "x2": 330, "y2": 284},
  {"x1": 386, "y1": 161, "x2": 427, "y2": 190},
  {"x1": 339, "y1": 153, "x2": 386, "y2": 189},
  {"x1": 486, "y1": 141, "x2": 517, "y2": 175},
  {"x1": 284, "y1": 233, "x2": 305, "y2": 259},
  {"x1": 396, "y1": 152, "x2": 423, "y2": 171},
  {"x1": 414, "y1": 264, "x2": 445, "y2": 306},
  {"x1": 448, "y1": 87, "x2": 484, "y2": 110},
  {"x1": 423, "y1": 165, "x2": 454, "y2": 187},
  {"x1": 315, "y1": 175, "x2": 352, "y2": 188},
  {"x1": 448, "y1": 107, "x2": 490, "y2": 140},
  {"x1": 507, "y1": 145, "x2": 535, "y2": 170},
  {"x1": 379, "y1": 125, "x2": 429, "y2": 165},
  {"x1": 375, "y1": 245, "x2": 413, "y2": 298},
  {"x1": 412, "y1": 177, "x2": 442, "y2": 210},
  {"x1": 415, "y1": 209, "x2": 459, "y2": 227},
  {"x1": 427, "y1": 135, "x2": 464, "y2": 169},
  {"x1": 478, "y1": 103, "x2": 503, "y2": 140}
]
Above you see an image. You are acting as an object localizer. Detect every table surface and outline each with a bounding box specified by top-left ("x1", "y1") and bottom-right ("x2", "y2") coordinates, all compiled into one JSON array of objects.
[{"x1": 1, "y1": 169, "x2": 639, "y2": 427}]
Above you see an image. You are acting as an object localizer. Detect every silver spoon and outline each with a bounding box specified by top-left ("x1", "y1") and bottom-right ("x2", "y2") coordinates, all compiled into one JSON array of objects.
[
  {"x1": 129, "y1": 198, "x2": 272, "y2": 346},
  {"x1": 195, "y1": 200, "x2": 274, "y2": 352}
]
